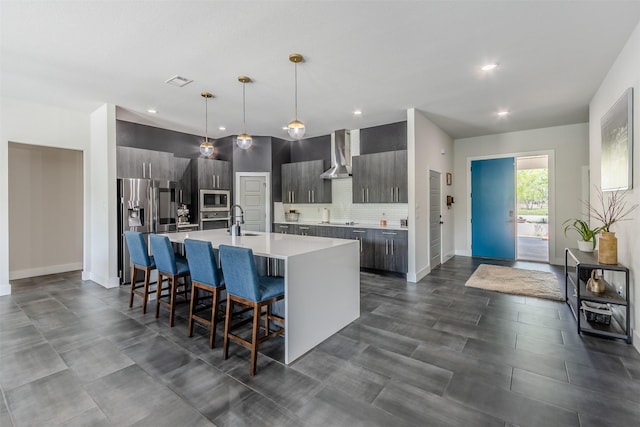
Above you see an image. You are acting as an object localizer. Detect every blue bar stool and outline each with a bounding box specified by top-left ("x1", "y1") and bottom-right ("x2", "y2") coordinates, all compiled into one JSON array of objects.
[
  {"x1": 218, "y1": 245, "x2": 285, "y2": 376},
  {"x1": 184, "y1": 239, "x2": 226, "y2": 348},
  {"x1": 149, "y1": 234, "x2": 191, "y2": 327},
  {"x1": 124, "y1": 231, "x2": 156, "y2": 314}
]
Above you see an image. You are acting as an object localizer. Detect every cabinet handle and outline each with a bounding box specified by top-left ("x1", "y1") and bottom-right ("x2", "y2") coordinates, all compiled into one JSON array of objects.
[
  {"x1": 312, "y1": 190, "x2": 315, "y2": 203},
  {"x1": 179, "y1": 190, "x2": 183, "y2": 204},
  {"x1": 217, "y1": 175, "x2": 220, "y2": 188},
  {"x1": 149, "y1": 163, "x2": 152, "y2": 178},
  {"x1": 308, "y1": 190, "x2": 311, "y2": 203},
  {"x1": 366, "y1": 188, "x2": 369, "y2": 202},
  {"x1": 382, "y1": 232, "x2": 397, "y2": 235},
  {"x1": 385, "y1": 239, "x2": 389, "y2": 255},
  {"x1": 362, "y1": 188, "x2": 365, "y2": 203},
  {"x1": 391, "y1": 188, "x2": 394, "y2": 201},
  {"x1": 391, "y1": 239, "x2": 395, "y2": 255},
  {"x1": 142, "y1": 162, "x2": 146, "y2": 178}
]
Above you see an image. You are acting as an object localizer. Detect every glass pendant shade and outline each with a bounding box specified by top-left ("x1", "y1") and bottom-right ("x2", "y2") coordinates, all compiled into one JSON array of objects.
[
  {"x1": 200, "y1": 139, "x2": 214, "y2": 157},
  {"x1": 287, "y1": 119, "x2": 305, "y2": 139},
  {"x1": 236, "y1": 133, "x2": 253, "y2": 149}
]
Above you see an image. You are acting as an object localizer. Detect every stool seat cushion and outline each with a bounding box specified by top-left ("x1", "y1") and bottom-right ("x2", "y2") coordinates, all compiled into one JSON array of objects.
[
  {"x1": 258, "y1": 276, "x2": 284, "y2": 302},
  {"x1": 125, "y1": 231, "x2": 155, "y2": 268}
]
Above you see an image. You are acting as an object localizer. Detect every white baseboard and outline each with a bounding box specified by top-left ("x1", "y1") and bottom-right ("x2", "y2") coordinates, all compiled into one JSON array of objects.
[
  {"x1": 88, "y1": 272, "x2": 120, "y2": 289},
  {"x1": 0, "y1": 284, "x2": 11, "y2": 296},
  {"x1": 455, "y1": 249, "x2": 471, "y2": 257},
  {"x1": 9, "y1": 262, "x2": 83, "y2": 280}
]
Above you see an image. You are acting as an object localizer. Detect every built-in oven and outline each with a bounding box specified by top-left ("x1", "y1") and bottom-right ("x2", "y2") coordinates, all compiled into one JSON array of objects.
[
  {"x1": 200, "y1": 189, "x2": 230, "y2": 212},
  {"x1": 200, "y1": 211, "x2": 230, "y2": 230}
]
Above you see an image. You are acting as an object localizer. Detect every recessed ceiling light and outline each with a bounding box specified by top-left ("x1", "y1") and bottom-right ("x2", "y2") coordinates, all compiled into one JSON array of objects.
[
  {"x1": 353, "y1": 110, "x2": 362, "y2": 116},
  {"x1": 497, "y1": 110, "x2": 509, "y2": 116},
  {"x1": 481, "y1": 63, "x2": 498, "y2": 71},
  {"x1": 218, "y1": 126, "x2": 226, "y2": 131},
  {"x1": 147, "y1": 109, "x2": 158, "y2": 114},
  {"x1": 165, "y1": 75, "x2": 193, "y2": 87}
]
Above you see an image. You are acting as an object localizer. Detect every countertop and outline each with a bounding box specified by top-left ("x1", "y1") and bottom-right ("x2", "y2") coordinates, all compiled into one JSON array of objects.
[
  {"x1": 165, "y1": 229, "x2": 357, "y2": 259},
  {"x1": 274, "y1": 220, "x2": 407, "y2": 231}
]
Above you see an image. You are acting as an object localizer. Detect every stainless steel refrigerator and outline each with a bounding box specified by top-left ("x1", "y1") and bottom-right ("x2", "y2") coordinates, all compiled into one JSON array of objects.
[{"x1": 117, "y1": 178, "x2": 178, "y2": 284}]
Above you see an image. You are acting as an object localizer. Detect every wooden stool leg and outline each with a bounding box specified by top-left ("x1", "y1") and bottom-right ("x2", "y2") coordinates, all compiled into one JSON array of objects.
[
  {"x1": 264, "y1": 304, "x2": 270, "y2": 334},
  {"x1": 155, "y1": 274, "x2": 163, "y2": 319},
  {"x1": 129, "y1": 265, "x2": 137, "y2": 308},
  {"x1": 209, "y1": 288, "x2": 219, "y2": 348},
  {"x1": 188, "y1": 284, "x2": 197, "y2": 337},
  {"x1": 169, "y1": 276, "x2": 177, "y2": 327},
  {"x1": 223, "y1": 298, "x2": 233, "y2": 360},
  {"x1": 250, "y1": 304, "x2": 260, "y2": 376},
  {"x1": 142, "y1": 267, "x2": 151, "y2": 314}
]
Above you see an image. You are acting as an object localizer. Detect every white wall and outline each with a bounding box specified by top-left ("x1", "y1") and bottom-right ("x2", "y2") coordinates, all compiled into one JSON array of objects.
[
  {"x1": 8, "y1": 143, "x2": 83, "y2": 279},
  {"x1": 87, "y1": 104, "x2": 119, "y2": 288},
  {"x1": 453, "y1": 123, "x2": 589, "y2": 265},
  {"x1": 0, "y1": 97, "x2": 90, "y2": 295},
  {"x1": 408, "y1": 108, "x2": 454, "y2": 282},
  {"x1": 588, "y1": 21, "x2": 640, "y2": 350},
  {"x1": 0, "y1": 97, "x2": 118, "y2": 294}
]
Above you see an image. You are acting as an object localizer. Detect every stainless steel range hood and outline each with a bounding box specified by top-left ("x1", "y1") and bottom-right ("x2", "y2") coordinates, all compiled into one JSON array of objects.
[{"x1": 321, "y1": 129, "x2": 352, "y2": 179}]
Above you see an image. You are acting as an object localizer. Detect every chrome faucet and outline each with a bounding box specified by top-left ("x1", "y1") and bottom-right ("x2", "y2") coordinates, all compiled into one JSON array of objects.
[{"x1": 230, "y1": 204, "x2": 245, "y2": 226}]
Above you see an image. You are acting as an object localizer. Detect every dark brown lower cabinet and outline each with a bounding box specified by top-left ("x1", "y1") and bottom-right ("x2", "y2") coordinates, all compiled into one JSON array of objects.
[{"x1": 273, "y1": 223, "x2": 408, "y2": 274}]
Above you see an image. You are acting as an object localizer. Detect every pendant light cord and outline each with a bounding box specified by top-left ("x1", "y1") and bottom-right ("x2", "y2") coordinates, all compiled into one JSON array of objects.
[
  {"x1": 294, "y1": 62, "x2": 298, "y2": 121},
  {"x1": 204, "y1": 96, "x2": 209, "y2": 142},
  {"x1": 242, "y1": 82, "x2": 247, "y2": 133}
]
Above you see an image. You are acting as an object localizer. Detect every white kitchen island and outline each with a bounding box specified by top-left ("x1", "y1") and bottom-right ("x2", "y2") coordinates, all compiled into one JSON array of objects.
[{"x1": 166, "y1": 229, "x2": 360, "y2": 364}]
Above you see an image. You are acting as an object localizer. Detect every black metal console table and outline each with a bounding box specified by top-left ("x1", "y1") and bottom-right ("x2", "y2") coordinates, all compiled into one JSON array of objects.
[{"x1": 564, "y1": 248, "x2": 631, "y2": 344}]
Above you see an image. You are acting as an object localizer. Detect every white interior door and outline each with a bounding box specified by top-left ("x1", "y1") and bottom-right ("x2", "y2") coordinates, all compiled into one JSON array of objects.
[
  {"x1": 239, "y1": 175, "x2": 267, "y2": 232},
  {"x1": 429, "y1": 170, "x2": 442, "y2": 268}
]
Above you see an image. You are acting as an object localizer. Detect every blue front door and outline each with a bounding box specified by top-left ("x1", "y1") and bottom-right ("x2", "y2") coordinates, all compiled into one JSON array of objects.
[{"x1": 471, "y1": 157, "x2": 516, "y2": 259}]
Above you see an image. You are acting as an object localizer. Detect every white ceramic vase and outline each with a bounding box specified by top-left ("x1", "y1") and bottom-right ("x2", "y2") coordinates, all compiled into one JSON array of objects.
[{"x1": 577, "y1": 240, "x2": 593, "y2": 252}]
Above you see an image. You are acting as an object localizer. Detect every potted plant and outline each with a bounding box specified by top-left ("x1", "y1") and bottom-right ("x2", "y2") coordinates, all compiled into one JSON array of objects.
[
  {"x1": 562, "y1": 218, "x2": 601, "y2": 252},
  {"x1": 587, "y1": 187, "x2": 638, "y2": 264}
]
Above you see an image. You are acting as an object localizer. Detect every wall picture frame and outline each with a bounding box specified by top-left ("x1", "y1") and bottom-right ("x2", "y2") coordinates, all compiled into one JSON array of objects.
[{"x1": 601, "y1": 87, "x2": 633, "y2": 191}]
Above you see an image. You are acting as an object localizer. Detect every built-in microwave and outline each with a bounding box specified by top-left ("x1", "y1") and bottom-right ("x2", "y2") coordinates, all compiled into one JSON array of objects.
[{"x1": 200, "y1": 189, "x2": 230, "y2": 212}]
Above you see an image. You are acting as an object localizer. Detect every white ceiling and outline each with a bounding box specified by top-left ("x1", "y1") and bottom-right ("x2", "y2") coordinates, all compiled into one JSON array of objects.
[{"x1": 2, "y1": 1, "x2": 640, "y2": 141}]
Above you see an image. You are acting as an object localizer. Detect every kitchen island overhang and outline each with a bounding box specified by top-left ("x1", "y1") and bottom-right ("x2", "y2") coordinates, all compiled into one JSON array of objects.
[{"x1": 166, "y1": 229, "x2": 360, "y2": 364}]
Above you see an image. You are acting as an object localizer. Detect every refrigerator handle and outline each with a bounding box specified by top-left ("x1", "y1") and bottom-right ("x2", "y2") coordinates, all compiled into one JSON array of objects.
[{"x1": 150, "y1": 185, "x2": 158, "y2": 233}]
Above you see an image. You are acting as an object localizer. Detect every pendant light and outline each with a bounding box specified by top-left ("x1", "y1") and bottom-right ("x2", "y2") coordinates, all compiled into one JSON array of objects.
[
  {"x1": 236, "y1": 76, "x2": 253, "y2": 150},
  {"x1": 199, "y1": 92, "x2": 214, "y2": 157},
  {"x1": 287, "y1": 53, "x2": 305, "y2": 139}
]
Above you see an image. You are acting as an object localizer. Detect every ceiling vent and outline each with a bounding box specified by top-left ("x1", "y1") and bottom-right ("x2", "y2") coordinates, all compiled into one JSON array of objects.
[{"x1": 165, "y1": 75, "x2": 193, "y2": 87}]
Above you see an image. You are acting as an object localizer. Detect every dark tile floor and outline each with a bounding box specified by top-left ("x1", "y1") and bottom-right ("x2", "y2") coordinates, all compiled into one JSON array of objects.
[{"x1": 1, "y1": 257, "x2": 639, "y2": 426}]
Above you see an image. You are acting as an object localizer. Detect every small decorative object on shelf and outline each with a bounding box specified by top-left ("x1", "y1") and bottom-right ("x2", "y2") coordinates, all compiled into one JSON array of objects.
[
  {"x1": 565, "y1": 248, "x2": 631, "y2": 344},
  {"x1": 586, "y1": 270, "x2": 605, "y2": 294}
]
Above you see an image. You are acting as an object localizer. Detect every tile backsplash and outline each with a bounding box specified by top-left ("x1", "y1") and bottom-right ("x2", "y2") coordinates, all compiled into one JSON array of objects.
[{"x1": 275, "y1": 178, "x2": 408, "y2": 227}]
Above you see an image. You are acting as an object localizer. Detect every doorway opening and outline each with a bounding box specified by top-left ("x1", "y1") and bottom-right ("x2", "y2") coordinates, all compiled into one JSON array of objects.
[{"x1": 516, "y1": 155, "x2": 549, "y2": 262}]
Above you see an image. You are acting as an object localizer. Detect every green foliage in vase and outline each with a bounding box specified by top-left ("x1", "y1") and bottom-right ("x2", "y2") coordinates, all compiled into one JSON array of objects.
[{"x1": 562, "y1": 218, "x2": 601, "y2": 249}]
